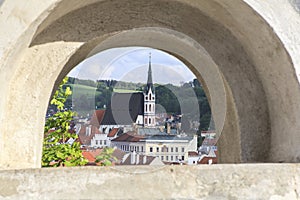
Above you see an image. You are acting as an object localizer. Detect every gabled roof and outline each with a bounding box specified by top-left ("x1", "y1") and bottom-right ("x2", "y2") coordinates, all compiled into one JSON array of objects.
[
  {"x1": 101, "y1": 92, "x2": 144, "y2": 125},
  {"x1": 107, "y1": 128, "x2": 119, "y2": 137},
  {"x1": 78, "y1": 125, "x2": 100, "y2": 146},
  {"x1": 198, "y1": 150, "x2": 218, "y2": 164},
  {"x1": 188, "y1": 151, "x2": 199, "y2": 157},
  {"x1": 90, "y1": 110, "x2": 105, "y2": 127},
  {"x1": 111, "y1": 132, "x2": 146, "y2": 142}
]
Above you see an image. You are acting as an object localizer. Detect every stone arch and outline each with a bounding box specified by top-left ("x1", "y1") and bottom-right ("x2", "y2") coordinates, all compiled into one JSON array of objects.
[{"x1": 1, "y1": 0, "x2": 300, "y2": 169}]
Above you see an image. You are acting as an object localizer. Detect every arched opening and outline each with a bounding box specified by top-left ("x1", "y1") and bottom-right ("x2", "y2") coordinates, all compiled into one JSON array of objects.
[{"x1": 47, "y1": 46, "x2": 215, "y2": 166}]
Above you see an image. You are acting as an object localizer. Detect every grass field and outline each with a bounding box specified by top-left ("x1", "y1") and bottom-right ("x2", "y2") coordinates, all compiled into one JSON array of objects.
[
  {"x1": 66, "y1": 84, "x2": 140, "y2": 97},
  {"x1": 65, "y1": 84, "x2": 101, "y2": 98},
  {"x1": 113, "y1": 88, "x2": 140, "y2": 93}
]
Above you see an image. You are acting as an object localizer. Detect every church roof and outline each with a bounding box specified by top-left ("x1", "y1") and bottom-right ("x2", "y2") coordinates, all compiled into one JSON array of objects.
[
  {"x1": 101, "y1": 92, "x2": 144, "y2": 125},
  {"x1": 90, "y1": 109, "x2": 105, "y2": 127}
]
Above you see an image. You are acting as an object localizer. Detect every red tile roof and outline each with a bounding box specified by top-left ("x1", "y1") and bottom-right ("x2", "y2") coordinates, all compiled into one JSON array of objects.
[
  {"x1": 78, "y1": 125, "x2": 100, "y2": 145},
  {"x1": 198, "y1": 150, "x2": 218, "y2": 164},
  {"x1": 90, "y1": 110, "x2": 105, "y2": 128},
  {"x1": 82, "y1": 148, "x2": 126, "y2": 165},
  {"x1": 82, "y1": 151, "x2": 96, "y2": 163},
  {"x1": 188, "y1": 151, "x2": 199, "y2": 157},
  {"x1": 198, "y1": 157, "x2": 218, "y2": 164},
  {"x1": 111, "y1": 132, "x2": 145, "y2": 142},
  {"x1": 107, "y1": 128, "x2": 119, "y2": 137}
]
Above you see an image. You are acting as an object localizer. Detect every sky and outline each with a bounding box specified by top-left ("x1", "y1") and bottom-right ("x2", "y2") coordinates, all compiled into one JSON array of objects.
[{"x1": 68, "y1": 47, "x2": 196, "y2": 86}]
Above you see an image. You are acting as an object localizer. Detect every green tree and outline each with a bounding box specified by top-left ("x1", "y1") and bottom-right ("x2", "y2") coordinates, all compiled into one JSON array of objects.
[
  {"x1": 42, "y1": 77, "x2": 88, "y2": 167},
  {"x1": 95, "y1": 147, "x2": 117, "y2": 166}
]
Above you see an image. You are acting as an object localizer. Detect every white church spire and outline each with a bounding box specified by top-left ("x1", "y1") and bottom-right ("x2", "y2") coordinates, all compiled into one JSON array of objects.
[{"x1": 144, "y1": 53, "x2": 155, "y2": 127}]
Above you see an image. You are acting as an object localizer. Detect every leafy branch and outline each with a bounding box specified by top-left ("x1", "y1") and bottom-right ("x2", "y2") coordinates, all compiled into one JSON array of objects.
[
  {"x1": 95, "y1": 147, "x2": 117, "y2": 166},
  {"x1": 42, "y1": 77, "x2": 87, "y2": 167}
]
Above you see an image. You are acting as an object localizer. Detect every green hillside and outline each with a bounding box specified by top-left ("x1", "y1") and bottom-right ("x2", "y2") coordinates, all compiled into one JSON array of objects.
[
  {"x1": 113, "y1": 88, "x2": 139, "y2": 93},
  {"x1": 65, "y1": 84, "x2": 101, "y2": 98}
]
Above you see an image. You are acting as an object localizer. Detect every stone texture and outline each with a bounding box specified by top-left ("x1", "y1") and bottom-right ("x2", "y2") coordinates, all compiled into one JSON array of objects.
[{"x1": 0, "y1": 164, "x2": 299, "y2": 199}]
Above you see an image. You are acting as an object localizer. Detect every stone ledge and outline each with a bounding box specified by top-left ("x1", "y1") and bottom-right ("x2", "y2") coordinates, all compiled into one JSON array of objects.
[{"x1": 0, "y1": 164, "x2": 299, "y2": 199}]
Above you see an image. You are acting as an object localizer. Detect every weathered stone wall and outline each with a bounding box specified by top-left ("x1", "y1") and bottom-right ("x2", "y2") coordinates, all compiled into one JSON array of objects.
[{"x1": 0, "y1": 165, "x2": 299, "y2": 199}]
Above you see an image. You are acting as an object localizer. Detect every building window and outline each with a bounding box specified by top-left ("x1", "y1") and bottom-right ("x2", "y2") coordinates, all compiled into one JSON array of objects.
[
  {"x1": 149, "y1": 104, "x2": 151, "y2": 111},
  {"x1": 175, "y1": 147, "x2": 178, "y2": 152},
  {"x1": 141, "y1": 146, "x2": 144, "y2": 152},
  {"x1": 171, "y1": 147, "x2": 173, "y2": 152},
  {"x1": 149, "y1": 118, "x2": 151, "y2": 124},
  {"x1": 182, "y1": 156, "x2": 185, "y2": 161},
  {"x1": 166, "y1": 156, "x2": 169, "y2": 161},
  {"x1": 150, "y1": 147, "x2": 153, "y2": 152},
  {"x1": 156, "y1": 147, "x2": 159, "y2": 152},
  {"x1": 161, "y1": 156, "x2": 164, "y2": 160},
  {"x1": 137, "y1": 146, "x2": 139, "y2": 152},
  {"x1": 171, "y1": 156, "x2": 173, "y2": 161},
  {"x1": 100, "y1": 140, "x2": 102, "y2": 145},
  {"x1": 146, "y1": 96, "x2": 148, "y2": 100},
  {"x1": 149, "y1": 93, "x2": 152, "y2": 100},
  {"x1": 175, "y1": 156, "x2": 178, "y2": 161},
  {"x1": 145, "y1": 118, "x2": 147, "y2": 124},
  {"x1": 104, "y1": 140, "x2": 106, "y2": 145},
  {"x1": 182, "y1": 147, "x2": 185, "y2": 152}
]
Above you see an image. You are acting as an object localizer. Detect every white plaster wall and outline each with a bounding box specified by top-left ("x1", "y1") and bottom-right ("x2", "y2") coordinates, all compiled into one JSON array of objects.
[{"x1": 90, "y1": 134, "x2": 110, "y2": 147}]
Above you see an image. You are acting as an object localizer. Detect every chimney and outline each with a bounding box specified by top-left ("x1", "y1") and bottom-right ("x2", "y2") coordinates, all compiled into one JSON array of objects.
[
  {"x1": 85, "y1": 126, "x2": 89, "y2": 136},
  {"x1": 143, "y1": 155, "x2": 147, "y2": 164},
  {"x1": 131, "y1": 151, "x2": 136, "y2": 164},
  {"x1": 167, "y1": 123, "x2": 171, "y2": 134},
  {"x1": 135, "y1": 154, "x2": 139, "y2": 165},
  {"x1": 88, "y1": 125, "x2": 91, "y2": 136}
]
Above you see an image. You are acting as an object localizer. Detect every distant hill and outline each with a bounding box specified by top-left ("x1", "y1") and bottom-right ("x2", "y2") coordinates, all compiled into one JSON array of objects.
[{"x1": 63, "y1": 77, "x2": 212, "y2": 131}]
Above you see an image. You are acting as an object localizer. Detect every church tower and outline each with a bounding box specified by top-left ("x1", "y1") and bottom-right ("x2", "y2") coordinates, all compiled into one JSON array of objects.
[{"x1": 144, "y1": 53, "x2": 156, "y2": 127}]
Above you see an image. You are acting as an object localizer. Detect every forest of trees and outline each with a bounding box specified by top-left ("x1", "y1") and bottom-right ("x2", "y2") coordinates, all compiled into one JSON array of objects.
[{"x1": 59, "y1": 77, "x2": 212, "y2": 131}]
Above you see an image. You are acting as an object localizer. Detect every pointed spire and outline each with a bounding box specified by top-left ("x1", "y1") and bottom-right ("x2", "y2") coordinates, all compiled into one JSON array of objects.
[
  {"x1": 144, "y1": 52, "x2": 154, "y2": 93},
  {"x1": 147, "y1": 52, "x2": 153, "y2": 85}
]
